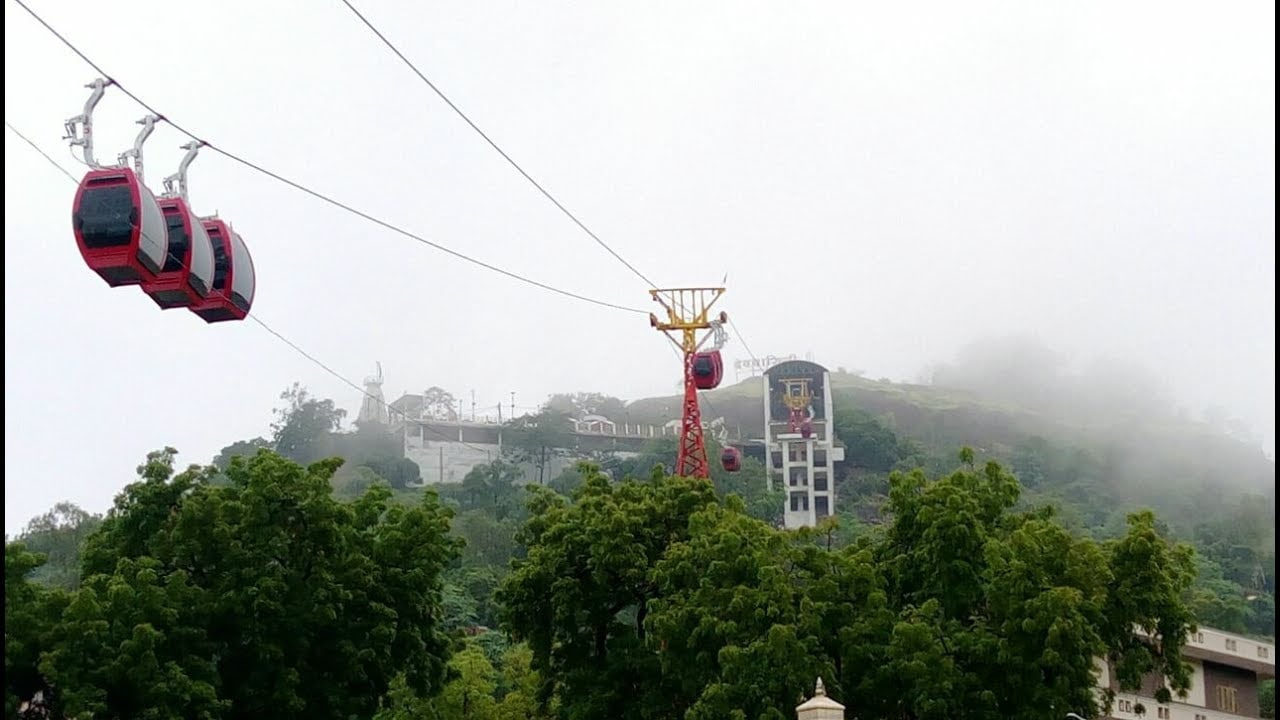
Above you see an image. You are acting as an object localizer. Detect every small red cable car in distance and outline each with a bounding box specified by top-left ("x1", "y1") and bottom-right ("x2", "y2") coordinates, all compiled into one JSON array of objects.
[
  {"x1": 189, "y1": 218, "x2": 256, "y2": 323},
  {"x1": 721, "y1": 446, "x2": 741, "y2": 472},
  {"x1": 692, "y1": 350, "x2": 724, "y2": 390}
]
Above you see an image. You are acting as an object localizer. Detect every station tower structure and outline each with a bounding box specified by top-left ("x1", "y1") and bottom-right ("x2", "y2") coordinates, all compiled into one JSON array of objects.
[{"x1": 762, "y1": 360, "x2": 843, "y2": 529}]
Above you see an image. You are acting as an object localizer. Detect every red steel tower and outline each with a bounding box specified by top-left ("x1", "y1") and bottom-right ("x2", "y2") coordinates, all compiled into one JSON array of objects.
[{"x1": 648, "y1": 287, "x2": 727, "y2": 479}]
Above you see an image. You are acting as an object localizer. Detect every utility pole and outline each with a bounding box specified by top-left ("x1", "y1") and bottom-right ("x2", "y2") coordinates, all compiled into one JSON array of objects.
[
  {"x1": 510, "y1": 391, "x2": 516, "y2": 419},
  {"x1": 471, "y1": 390, "x2": 476, "y2": 422}
]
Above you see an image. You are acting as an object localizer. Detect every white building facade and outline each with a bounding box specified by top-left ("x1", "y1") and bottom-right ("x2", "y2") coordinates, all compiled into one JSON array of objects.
[
  {"x1": 1097, "y1": 627, "x2": 1274, "y2": 719},
  {"x1": 762, "y1": 360, "x2": 844, "y2": 529}
]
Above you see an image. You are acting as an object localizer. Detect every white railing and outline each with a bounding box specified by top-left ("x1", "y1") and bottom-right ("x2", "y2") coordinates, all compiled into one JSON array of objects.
[
  {"x1": 1108, "y1": 692, "x2": 1238, "y2": 720},
  {"x1": 1186, "y1": 627, "x2": 1275, "y2": 668}
]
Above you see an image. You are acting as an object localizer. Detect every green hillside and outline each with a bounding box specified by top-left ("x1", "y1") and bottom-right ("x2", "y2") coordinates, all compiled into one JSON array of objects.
[
  {"x1": 8, "y1": 377, "x2": 1274, "y2": 717},
  {"x1": 625, "y1": 367, "x2": 1275, "y2": 640},
  {"x1": 627, "y1": 369, "x2": 1274, "y2": 532}
]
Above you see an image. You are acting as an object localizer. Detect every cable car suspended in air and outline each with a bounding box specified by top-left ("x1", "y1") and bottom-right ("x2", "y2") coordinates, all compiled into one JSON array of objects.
[
  {"x1": 142, "y1": 142, "x2": 216, "y2": 308},
  {"x1": 721, "y1": 446, "x2": 741, "y2": 472},
  {"x1": 692, "y1": 350, "x2": 724, "y2": 390},
  {"x1": 188, "y1": 218, "x2": 256, "y2": 323},
  {"x1": 67, "y1": 86, "x2": 170, "y2": 287}
]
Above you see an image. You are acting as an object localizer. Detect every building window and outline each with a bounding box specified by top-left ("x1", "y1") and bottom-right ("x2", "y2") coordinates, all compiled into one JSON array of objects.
[
  {"x1": 1259, "y1": 646, "x2": 1270, "y2": 658},
  {"x1": 789, "y1": 492, "x2": 809, "y2": 512},
  {"x1": 815, "y1": 496, "x2": 829, "y2": 519},
  {"x1": 1225, "y1": 638, "x2": 1237, "y2": 651},
  {"x1": 1194, "y1": 631, "x2": 1204, "y2": 643},
  {"x1": 1195, "y1": 714, "x2": 1206, "y2": 720},
  {"x1": 1157, "y1": 707, "x2": 1170, "y2": 719},
  {"x1": 814, "y1": 474, "x2": 828, "y2": 491},
  {"x1": 813, "y1": 449, "x2": 827, "y2": 465},
  {"x1": 1216, "y1": 685, "x2": 1237, "y2": 713},
  {"x1": 1117, "y1": 699, "x2": 1133, "y2": 713}
]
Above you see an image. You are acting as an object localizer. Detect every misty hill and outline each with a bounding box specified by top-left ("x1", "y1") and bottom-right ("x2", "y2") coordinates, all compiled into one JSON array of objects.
[{"x1": 623, "y1": 349, "x2": 1274, "y2": 544}]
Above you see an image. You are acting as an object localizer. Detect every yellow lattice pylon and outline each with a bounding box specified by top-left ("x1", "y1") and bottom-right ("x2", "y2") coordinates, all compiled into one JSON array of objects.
[{"x1": 648, "y1": 287, "x2": 727, "y2": 353}]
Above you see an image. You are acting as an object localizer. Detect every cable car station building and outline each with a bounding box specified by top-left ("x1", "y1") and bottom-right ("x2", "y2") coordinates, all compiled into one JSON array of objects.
[{"x1": 762, "y1": 360, "x2": 843, "y2": 529}]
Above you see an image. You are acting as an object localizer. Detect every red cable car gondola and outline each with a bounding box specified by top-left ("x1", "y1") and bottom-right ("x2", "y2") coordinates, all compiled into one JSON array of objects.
[
  {"x1": 142, "y1": 142, "x2": 216, "y2": 309},
  {"x1": 141, "y1": 196, "x2": 216, "y2": 308},
  {"x1": 692, "y1": 350, "x2": 724, "y2": 390},
  {"x1": 188, "y1": 218, "x2": 256, "y2": 323},
  {"x1": 65, "y1": 85, "x2": 169, "y2": 288},
  {"x1": 71, "y1": 166, "x2": 169, "y2": 287},
  {"x1": 721, "y1": 446, "x2": 741, "y2": 472}
]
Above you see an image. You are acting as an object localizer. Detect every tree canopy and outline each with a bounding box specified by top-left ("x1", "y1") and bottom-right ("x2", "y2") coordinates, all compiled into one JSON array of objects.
[
  {"x1": 499, "y1": 454, "x2": 1200, "y2": 720},
  {"x1": 7, "y1": 380, "x2": 1271, "y2": 719},
  {"x1": 6, "y1": 448, "x2": 457, "y2": 719}
]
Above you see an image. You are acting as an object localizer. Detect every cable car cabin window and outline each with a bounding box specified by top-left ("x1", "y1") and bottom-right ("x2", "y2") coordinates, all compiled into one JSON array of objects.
[
  {"x1": 227, "y1": 230, "x2": 255, "y2": 312},
  {"x1": 135, "y1": 186, "x2": 166, "y2": 274},
  {"x1": 186, "y1": 218, "x2": 214, "y2": 298},
  {"x1": 76, "y1": 183, "x2": 136, "y2": 249},
  {"x1": 693, "y1": 356, "x2": 714, "y2": 376},
  {"x1": 206, "y1": 226, "x2": 230, "y2": 290},
  {"x1": 161, "y1": 207, "x2": 190, "y2": 272}
]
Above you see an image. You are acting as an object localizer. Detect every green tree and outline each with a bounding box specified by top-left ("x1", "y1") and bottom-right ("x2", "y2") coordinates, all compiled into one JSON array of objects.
[
  {"x1": 601, "y1": 437, "x2": 676, "y2": 481},
  {"x1": 501, "y1": 451, "x2": 1199, "y2": 720},
  {"x1": 16, "y1": 502, "x2": 102, "y2": 590},
  {"x1": 5, "y1": 543, "x2": 68, "y2": 718},
  {"x1": 707, "y1": 443, "x2": 784, "y2": 526},
  {"x1": 421, "y1": 386, "x2": 460, "y2": 421},
  {"x1": 648, "y1": 499, "x2": 887, "y2": 718},
  {"x1": 17, "y1": 447, "x2": 459, "y2": 719},
  {"x1": 432, "y1": 645, "x2": 501, "y2": 719},
  {"x1": 503, "y1": 410, "x2": 575, "y2": 485},
  {"x1": 544, "y1": 392, "x2": 627, "y2": 420},
  {"x1": 499, "y1": 467, "x2": 717, "y2": 719},
  {"x1": 496, "y1": 643, "x2": 552, "y2": 720},
  {"x1": 1101, "y1": 509, "x2": 1197, "y2": 702},
  {"x1": 333, "y1": 424, "x2": 421, "y2": 489},
  {"x1": 833, "y1": 407, "x2": 902, "y2": 472},
  {"x1": 212, "y1": 438, "x2": 270, "y2": 471},
  {"x1": 39, "y1": 556, "x2": 225, "y2": 719},
  {"x1": 460, "y1": 461, "x2": 527, "y2": 521},
  {"x1": 271, "y1": 383, "x2": 346, "y2": 464}
]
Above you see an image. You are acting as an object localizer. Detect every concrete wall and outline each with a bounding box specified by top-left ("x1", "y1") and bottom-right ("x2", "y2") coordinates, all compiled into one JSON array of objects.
[
  {"x1": 1202, "y1": 660, "x2": 1260, "y2": 717},
  {"x1": 404, "y1": 432, "x2": 638, "y2": 486},
  {"x1": 1097, "y1": 632, "x2": 1272, "y2": 719},
  {"x1": 407, "y1": 437, "x2": 503, "y2": 485}
]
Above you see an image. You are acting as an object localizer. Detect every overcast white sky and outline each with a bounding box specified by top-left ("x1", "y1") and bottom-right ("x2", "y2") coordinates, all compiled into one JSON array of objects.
[{"x1": 4, "y1": 0, "x2": 1274, "y2": 532}]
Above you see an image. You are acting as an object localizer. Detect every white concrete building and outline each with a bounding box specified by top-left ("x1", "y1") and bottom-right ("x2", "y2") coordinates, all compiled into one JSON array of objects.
[
  {"x1": 1097, "y1": 627, "x2": 1274, "y2": 719},
  {"x1": 762, "y1": 360, "x2": 844, "y2": 529}
]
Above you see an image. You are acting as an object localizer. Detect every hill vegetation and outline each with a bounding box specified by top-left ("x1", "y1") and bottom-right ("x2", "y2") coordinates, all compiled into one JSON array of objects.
[{"x1": 6, "y1": 338, "x2": 1276, "y2": 717}]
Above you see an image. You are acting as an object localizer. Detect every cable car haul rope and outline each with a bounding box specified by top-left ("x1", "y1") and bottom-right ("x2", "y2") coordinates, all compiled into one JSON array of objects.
[{"x1": 10, "y1": 0, "x2": 762, "y2": 478}]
